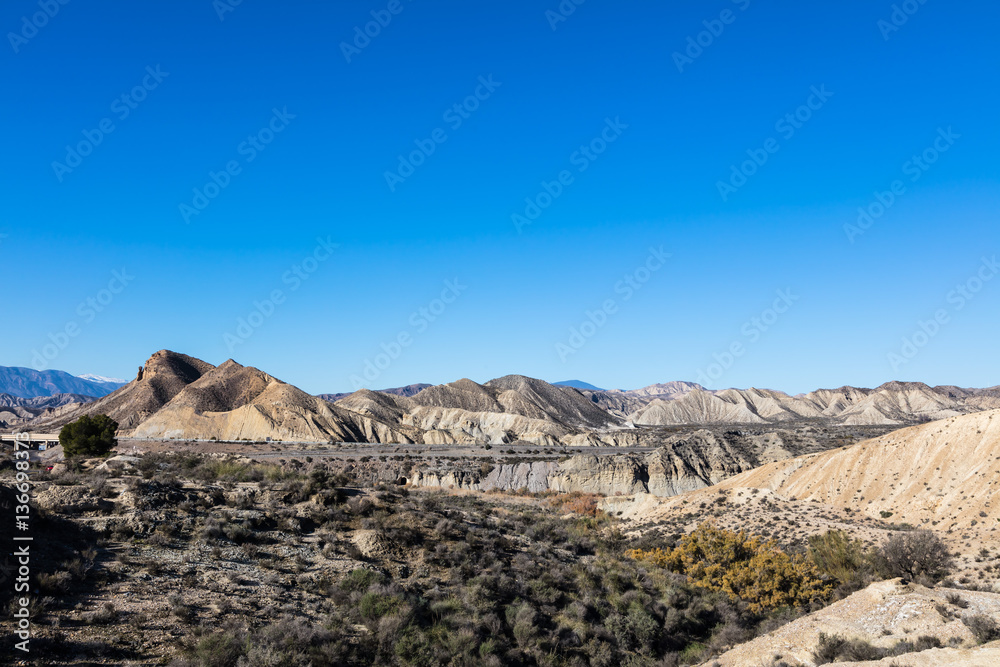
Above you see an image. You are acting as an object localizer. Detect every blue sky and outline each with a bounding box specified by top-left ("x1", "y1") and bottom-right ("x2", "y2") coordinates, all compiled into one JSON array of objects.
[{"x1": 3, "y1": 0, "x2": 998, "y2": 395}]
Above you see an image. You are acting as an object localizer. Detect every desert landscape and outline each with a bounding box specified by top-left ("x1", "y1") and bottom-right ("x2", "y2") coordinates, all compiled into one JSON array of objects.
[
  {"x1": 3, "y1": 351, "x2": 1000, "y2": 665},
  {"x1": 7, "y1": 2, "x2": 997, "y2": 665}
]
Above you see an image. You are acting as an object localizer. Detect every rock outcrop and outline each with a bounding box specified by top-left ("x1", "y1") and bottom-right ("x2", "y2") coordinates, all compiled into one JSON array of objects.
[{"x1": 404, "y1": 430, "x2": 782, "y2": 497}]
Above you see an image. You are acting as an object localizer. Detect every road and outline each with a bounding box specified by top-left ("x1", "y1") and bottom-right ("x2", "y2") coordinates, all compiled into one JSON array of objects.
[{"x1": 117, "y1": 438, "x2": 660, "y2": 461}]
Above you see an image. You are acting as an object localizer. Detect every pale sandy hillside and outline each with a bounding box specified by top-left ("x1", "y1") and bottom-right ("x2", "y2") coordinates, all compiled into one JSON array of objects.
[
  {"x1": 626, "y1": 381, "x2": 987, "y2": 426},
  {"x1": 835, "y1": 381, "x2": 966, "y2": 425},
  {"x1": 131, "y1": 359, "x2": 417, "y2": 444},
  {"x1": 336, "y1": 375, "x2": 623, "y2": 446},
  {"x1": 709, "y1": 579, "x2": 1000, "y2": 666},
  {"x1": 605, "y1": 409, "x2": 1000, "y2": 592},
  {"x1": 631, "y1": 388, "x2": 768, "y2": 424},
  {"x1": 708, "y1": 409, "x2": 1000, "y2": 532},
  {"x1": 613, "y1": 409, "x2": 1000, "y2": 536}
]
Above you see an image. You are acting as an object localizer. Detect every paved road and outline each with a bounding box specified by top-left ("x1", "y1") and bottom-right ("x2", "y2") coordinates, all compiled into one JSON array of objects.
[{"x1": 117, "y1": 438, "x2": 660, "y2": 461}]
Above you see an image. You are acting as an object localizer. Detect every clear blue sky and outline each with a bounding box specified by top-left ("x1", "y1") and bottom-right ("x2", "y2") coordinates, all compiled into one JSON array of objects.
[{"x1": 3, "y1": 0, "x2": 998, "y2": 395}]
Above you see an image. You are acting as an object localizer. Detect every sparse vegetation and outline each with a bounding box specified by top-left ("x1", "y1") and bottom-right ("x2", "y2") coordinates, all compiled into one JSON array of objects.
[
  {"x1": 812, "y1": 632, "x2": 941, "y2": 664},
  {"x1": 3, "y1": 436, "x2": 996, "y2": 666}
]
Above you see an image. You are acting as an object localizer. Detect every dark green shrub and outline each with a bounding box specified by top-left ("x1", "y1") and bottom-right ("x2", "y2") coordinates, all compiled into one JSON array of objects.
[
  {"x1": 59, "y1": 414, "x2": 118, "y2": 457},
  {"x1": 189, "y1": 630, "x2": 245, "y2": 667},
  {"x1": 340, "y1": 568, "x2": 385, "y2": 592},
  {"x1": 359, "y1": 591, "x2": 403, "y2": 621}
]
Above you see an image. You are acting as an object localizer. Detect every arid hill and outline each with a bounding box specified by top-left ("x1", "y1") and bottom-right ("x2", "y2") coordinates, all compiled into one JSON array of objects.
[
  {"x1": 0, "y1": 393, "x2": 97, "y2": 428},
  {"x1": 318, "y1": 383, "x2": 431, "y2": 403},
  {"x1": 28, "y1": 350, "x2": 215, "y2": 431},
  {"x1": 130, "y1": 360, "x2": 417, "y2": 443},
  {"x1": 709, "y1": 408, "x2": 1000, "y2": 531},
  {"x1": 583, "y1": 381, "x2": 997, "y2": 425},
  {"x1": 610, "y1": 409, "x2": 1000, "y2": 551},
  {"x1": 27, "y1": 351, "x2": 416, "y2": 444},
  {"x1": 713, "y1": 579, "x2": 1000, "y2": 666},
  {"x1": 334, "y1": 376, "x2": 619, "y2": 446}
]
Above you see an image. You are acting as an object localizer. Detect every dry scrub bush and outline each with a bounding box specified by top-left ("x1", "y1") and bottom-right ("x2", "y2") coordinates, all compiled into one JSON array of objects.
[
  {"x1": 963, "y1": 614, "x2": 1000, "y2": 644},
  {"x1": 873, "y1": 530, "x2": 952, "y2": 584},
  {"x1": 813, "y1": 632, "x2": 941, "y2": 664},
  {"x1": 628, "y1": 523, "x2": 832, "y2": 613}
]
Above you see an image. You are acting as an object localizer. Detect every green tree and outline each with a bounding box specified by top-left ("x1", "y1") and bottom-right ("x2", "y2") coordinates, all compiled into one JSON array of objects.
[{"x1": 59, "y1": 414, "x2": 119, "y2": 457}]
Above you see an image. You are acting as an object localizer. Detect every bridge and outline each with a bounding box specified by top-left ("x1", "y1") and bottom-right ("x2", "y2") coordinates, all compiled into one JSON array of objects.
[{"x1": 0, "y1": 432, "x2": 60, "y2": 448}]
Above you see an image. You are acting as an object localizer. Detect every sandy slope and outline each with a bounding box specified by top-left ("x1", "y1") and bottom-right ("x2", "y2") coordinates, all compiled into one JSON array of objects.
[
  {"x1": 129, "y1": 360, "x2": 416, "y2": 443},
  {"x1": 710, "y1": 579, "x2": 1000, "y2": 666},
  {"x1": 709, "y1": 409, "x2": 1000, "y2": 531},
  {"x1": 618, "y1": 409, "x2": 1000, "y2": 535}
]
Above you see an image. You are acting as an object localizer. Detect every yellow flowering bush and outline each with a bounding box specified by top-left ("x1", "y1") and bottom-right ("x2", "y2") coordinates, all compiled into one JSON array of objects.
[{"x1": 628, "y1": 523, "x2": 832, "y2": 613}]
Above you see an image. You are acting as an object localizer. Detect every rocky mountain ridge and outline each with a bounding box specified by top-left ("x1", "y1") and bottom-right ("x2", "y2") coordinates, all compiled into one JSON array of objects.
[
  {"x1": 27, "y1": 351, "x2": 417, "y2": 444},
  {"x1": 16, "y1": 351, "x2": 1000, "y2": 449},
  {"x1": 318, "y1": 383, "x2": 431, "y2": 403},
  {"x1": 0, "y1": 393, "x2": 99, "y2": 429}
]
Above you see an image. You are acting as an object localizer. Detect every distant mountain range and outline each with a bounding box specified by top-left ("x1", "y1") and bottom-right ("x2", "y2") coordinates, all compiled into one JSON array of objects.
[
  {"x1": 0, "y1": 366, "x2": 128, "y2": 399},
  {"x1": 14, "y1": 351, "x2": 1000, "y2": 444},
  {"x1": 553, "y1": 380, "x2": 605, "y2": 391},
  {"x1": 318, "y1": 384, "x2": 432, "y2": 403}
]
